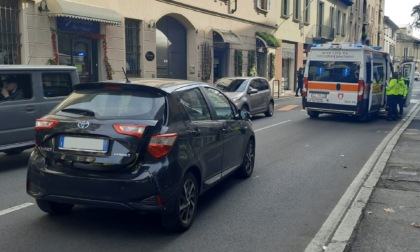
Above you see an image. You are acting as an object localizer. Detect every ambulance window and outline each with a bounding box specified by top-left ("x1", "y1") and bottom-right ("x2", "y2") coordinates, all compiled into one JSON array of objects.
[
  {"x1": 366, "y1": 62, "x2": 372, "y2": 83},
  {"x1": 308, "y1": 61, "x2": 360, "y2": 83},
  {"x1": 373, "y1": 63, "x2": 384, "y2": 83}
]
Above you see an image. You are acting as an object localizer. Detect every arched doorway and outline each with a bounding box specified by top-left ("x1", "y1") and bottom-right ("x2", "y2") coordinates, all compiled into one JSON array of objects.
[{"x1": 156, "y1": 16, "x2": 187, "y2": 79}]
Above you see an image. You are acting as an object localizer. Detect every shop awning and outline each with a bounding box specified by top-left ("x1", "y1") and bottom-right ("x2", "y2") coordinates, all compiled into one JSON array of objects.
[
  {"x1": 256, "y1": 31, "x2": 280, "y2": 48},
  {"x1": 212, "y1": 29, "x2": 243, "y2": 44},
  {"x1": 47, "y1": 0, "x2": 122, "y2": 25}
]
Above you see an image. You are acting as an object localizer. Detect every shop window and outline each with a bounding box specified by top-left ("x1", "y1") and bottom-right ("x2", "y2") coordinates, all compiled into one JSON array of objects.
[
  {"x1": 0, "y1": 0, "x2": 20, "y2": 64},
  {"x1": 125, "y1": 19, "x2": 141, "y2": 76}
]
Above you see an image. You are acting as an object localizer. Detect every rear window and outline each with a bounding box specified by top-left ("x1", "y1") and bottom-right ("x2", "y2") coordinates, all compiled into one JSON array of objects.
[
  {"x1": 308, "y1": 61, "x2": 360, "y2": 83},
  {"x1": 42, "y1": 73, "x2": 73, "y2": 97},
  {"x1": 215, "y1": 79, "x2": 247, "y2": 92},
  {"x1": 52, "y1": 89, "x2": 166, "y2": 120}
]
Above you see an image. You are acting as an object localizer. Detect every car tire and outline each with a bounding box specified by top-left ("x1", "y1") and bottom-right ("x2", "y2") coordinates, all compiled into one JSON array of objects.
[
  {"x1": 264, "y1": 101, "x2": 274, "y2": 117},
  {"x1": 36, "y1": 199, "x2": 74, "y2": 215},
  {"x1": 307, "y1": 110, "x2": 320, "y2": 118},
  {"x1": 237, "y1": 139, "x2": 255, "y2": 178},
  {"x1": 161, "y1": 172, "x2": 198, "y2": 232}
]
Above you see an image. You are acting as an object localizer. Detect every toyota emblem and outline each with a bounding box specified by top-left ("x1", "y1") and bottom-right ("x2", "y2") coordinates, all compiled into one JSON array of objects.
[{"x1": 77, "y1": 121, "x2": 90, "y2": 129}]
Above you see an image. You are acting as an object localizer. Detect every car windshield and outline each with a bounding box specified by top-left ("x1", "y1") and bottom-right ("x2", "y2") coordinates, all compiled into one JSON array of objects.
[
  {"x1": 51, "y1": 88, "x2": 166, "y2": 120},
  {"x1": 215, "y1": 79, "x2": 248, "y2": 92}
]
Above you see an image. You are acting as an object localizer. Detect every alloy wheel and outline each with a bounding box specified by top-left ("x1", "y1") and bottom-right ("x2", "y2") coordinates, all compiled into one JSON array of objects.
[{"x1": 179, "y1": 177, "x2": 197, "y2": 225}]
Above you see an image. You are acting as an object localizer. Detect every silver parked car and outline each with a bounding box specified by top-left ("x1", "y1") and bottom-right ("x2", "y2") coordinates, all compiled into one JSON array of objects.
[{"x1": 215, "y1": 77, "x2": 274, "y2": 117}]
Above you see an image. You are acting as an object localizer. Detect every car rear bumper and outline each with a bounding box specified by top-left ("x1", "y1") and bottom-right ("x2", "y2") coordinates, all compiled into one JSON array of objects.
[{"x1": 26, "y1": 152, "x2": 178, "y2": 213}]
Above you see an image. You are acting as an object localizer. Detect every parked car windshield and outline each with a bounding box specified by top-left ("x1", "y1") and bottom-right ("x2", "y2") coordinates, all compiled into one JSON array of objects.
[
  {"x1": 215, "y1": 78, "x2": 248, "y2": 92},
  {"x1": 51, "y1": 89, "x2": 166, "y2": 120}
]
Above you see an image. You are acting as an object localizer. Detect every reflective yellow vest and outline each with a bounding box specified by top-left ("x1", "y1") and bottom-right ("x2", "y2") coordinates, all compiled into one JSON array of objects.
[{"x1": 386, "y1": 78, "x2": 399, "y2": 95}]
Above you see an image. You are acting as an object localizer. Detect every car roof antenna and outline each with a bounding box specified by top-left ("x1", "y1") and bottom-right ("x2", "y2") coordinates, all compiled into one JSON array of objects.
[{"x1": 122, "y1": 67, "x2": 131, "y2": 83}]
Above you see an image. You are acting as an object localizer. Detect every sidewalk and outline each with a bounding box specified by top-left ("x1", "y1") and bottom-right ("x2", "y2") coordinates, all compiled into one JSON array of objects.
[
  {"x1": 274, "y1": 90, "x2": 298, "y2": 100},
  {"x1": 347, "y1": 104, "x2": 420, "y2": 251},
  {"x1": 314, "y1": 102, "x2": 420, "y2": 252}
]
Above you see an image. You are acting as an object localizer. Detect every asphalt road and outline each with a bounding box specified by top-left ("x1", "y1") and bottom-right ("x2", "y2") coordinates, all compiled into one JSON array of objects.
[{"x1": 0, "y1": 95, "x2": 406, "y2": 252}]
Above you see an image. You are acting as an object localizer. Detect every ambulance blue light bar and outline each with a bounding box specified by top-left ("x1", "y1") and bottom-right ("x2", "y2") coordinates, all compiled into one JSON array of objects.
[{"x1": 370, "y1": 46, "x2": 382, "y2": 50}]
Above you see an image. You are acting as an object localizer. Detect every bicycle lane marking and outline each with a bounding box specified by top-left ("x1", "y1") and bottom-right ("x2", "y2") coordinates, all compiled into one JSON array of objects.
[{"x1": 0, "y1": 203, "x2": 33, "y2": 216}]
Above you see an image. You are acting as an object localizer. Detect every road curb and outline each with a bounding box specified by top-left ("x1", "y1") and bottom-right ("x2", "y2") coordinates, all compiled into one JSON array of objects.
[{"x1": 305, "y1": 102, "x2": 420, "y2": 252}]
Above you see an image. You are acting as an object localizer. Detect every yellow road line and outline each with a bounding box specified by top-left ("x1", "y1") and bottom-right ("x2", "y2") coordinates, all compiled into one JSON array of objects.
[{"x1": 278, "y1": 105, "x2": 299, "y2": 111}]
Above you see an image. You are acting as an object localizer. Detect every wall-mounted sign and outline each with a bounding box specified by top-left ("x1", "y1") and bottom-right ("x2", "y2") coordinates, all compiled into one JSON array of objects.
[
  {"x1": 145, "y1": 51, "x2": 155, "y2": 61},
  {"x1": 57, "y1": 17, "x2": 100, "y2": 34}
]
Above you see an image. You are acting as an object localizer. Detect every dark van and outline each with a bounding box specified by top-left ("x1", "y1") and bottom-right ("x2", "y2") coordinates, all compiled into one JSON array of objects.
[{"x1": 0, "y1": 65, "x2": 79, "y2": 155}]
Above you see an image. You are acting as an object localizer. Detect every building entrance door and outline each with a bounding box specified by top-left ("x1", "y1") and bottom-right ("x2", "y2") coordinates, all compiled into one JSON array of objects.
[
  {"x1": 156, "y1": 16, "x2": 187, "y2": 79},
  {"x1": 58, "y1": 35, "x2": 98, "y2": 82}
]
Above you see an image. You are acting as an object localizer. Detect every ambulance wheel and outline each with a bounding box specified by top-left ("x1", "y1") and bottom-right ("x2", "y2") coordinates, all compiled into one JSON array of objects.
[{"x1": 307, "y1": 110, "x2": 319, "y2": 118}]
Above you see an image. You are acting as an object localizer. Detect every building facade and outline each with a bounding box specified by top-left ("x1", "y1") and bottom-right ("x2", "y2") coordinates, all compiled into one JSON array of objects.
[
  {"x1": 1, "y1": 0, "x2": 413, "y2": 92},
  {"x1": 2, "y1": 0, "x2": 281, "y2": 85},
  {"x1": 394, "y1": 29, "x2": 420, "y2": 71},
  {"x1": 383, "y1": 16, "x2": 398, "y2": 64}
]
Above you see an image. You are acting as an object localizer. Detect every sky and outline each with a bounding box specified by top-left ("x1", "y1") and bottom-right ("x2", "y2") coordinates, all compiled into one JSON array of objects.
[{"x1": 385, "y1": 0, "x2": 420, "y2": 38}]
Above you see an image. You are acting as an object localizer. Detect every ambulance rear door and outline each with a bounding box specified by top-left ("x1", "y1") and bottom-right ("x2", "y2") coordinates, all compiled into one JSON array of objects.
[
  {"x1": 400, "y1": 62, "x2": 415, "y2": 107},
  {"x1": 306, "y1": 48, "x2": 362, "y2": 114}
]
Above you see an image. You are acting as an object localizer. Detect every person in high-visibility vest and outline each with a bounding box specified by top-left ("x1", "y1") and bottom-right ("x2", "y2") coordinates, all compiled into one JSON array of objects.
[
  {"x1": 397, "y1": 73, "x2": 408, "y2": 118},
  {"x1": 386, "y1": 72, "x2": 399, "y2": 121}
]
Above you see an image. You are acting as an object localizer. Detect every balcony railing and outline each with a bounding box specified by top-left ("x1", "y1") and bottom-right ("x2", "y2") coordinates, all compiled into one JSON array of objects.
[
  {"x1": 403, "y1": 56, "x2": 414, "y2": 62},
  {"x1": 394, "y1": 56, "x2": 415, "y2": 62},
  {"x1": 305, "y1": 25, "x2": 335, "y2": 44}
]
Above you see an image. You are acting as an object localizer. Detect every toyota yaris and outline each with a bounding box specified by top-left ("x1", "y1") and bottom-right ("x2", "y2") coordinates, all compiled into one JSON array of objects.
[{"x1": 26, "y1": 78, "x2": 255, "y2": 232}]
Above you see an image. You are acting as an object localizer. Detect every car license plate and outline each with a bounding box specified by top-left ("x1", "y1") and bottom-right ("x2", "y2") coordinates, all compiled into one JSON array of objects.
[
  {"x1": 59, "y1": 136, "x2": 108, "y2": 152},
  {"x1": 311, "y1": 93, "x2": 327, "y2": 98}
]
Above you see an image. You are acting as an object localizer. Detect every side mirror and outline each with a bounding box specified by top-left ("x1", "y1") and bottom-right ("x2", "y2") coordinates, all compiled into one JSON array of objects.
[
  {"x1": 248, "y1": 88, "x2": 258, "y2": 94},
  {"x1": 239, "y1": 109, "x2": 251, "y2": 120}
]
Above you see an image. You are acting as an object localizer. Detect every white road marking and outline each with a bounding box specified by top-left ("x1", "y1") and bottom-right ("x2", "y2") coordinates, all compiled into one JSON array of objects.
[
  {"x1": 254, "y1": 120, "x2": 291, "y2": 132},
  {"x1": 0, "y1": 203, "x2": 34, "y2": 216}
]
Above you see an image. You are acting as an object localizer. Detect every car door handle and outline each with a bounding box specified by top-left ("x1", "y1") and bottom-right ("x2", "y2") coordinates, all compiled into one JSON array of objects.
[
  {"x1": 189, "y1": 129, "x2": 201, "y2": 136},
  {"x1": 25, "y1": 105, "x2": 36, "y2": 112}
]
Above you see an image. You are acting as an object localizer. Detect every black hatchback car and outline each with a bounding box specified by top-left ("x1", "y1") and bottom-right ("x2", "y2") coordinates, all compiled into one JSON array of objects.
[{"x1": 27, "y1": 78, "x2": 255, "y2": 232}]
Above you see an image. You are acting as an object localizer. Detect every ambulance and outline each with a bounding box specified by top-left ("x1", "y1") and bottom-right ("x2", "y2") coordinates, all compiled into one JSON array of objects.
[{"x1": 302, "y1": 42, "x2": 415, "y2": 121}]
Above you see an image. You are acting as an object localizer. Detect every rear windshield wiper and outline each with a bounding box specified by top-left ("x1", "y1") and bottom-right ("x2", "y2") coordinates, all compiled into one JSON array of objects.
[{"x1": 60, "y1": 108, "x2": 95, "y2": 116}]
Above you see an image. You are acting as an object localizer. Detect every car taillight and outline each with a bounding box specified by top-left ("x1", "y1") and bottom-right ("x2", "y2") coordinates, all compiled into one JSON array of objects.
[
  {"x1": 35, "y1": 119, "x2": 59, "y2": 131},
  {"x1": 303, "y1": 77, "x2": 308, "y2": 96},
  {"x1": 358, "y1": 80, "x2": 365, "y2": 100},
  {"x1": 147, "y1": 133, "x2": 178, "y2": 159},
  {"x1": 113, "y1": 124, "x2": 146, "y2": 139}
]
